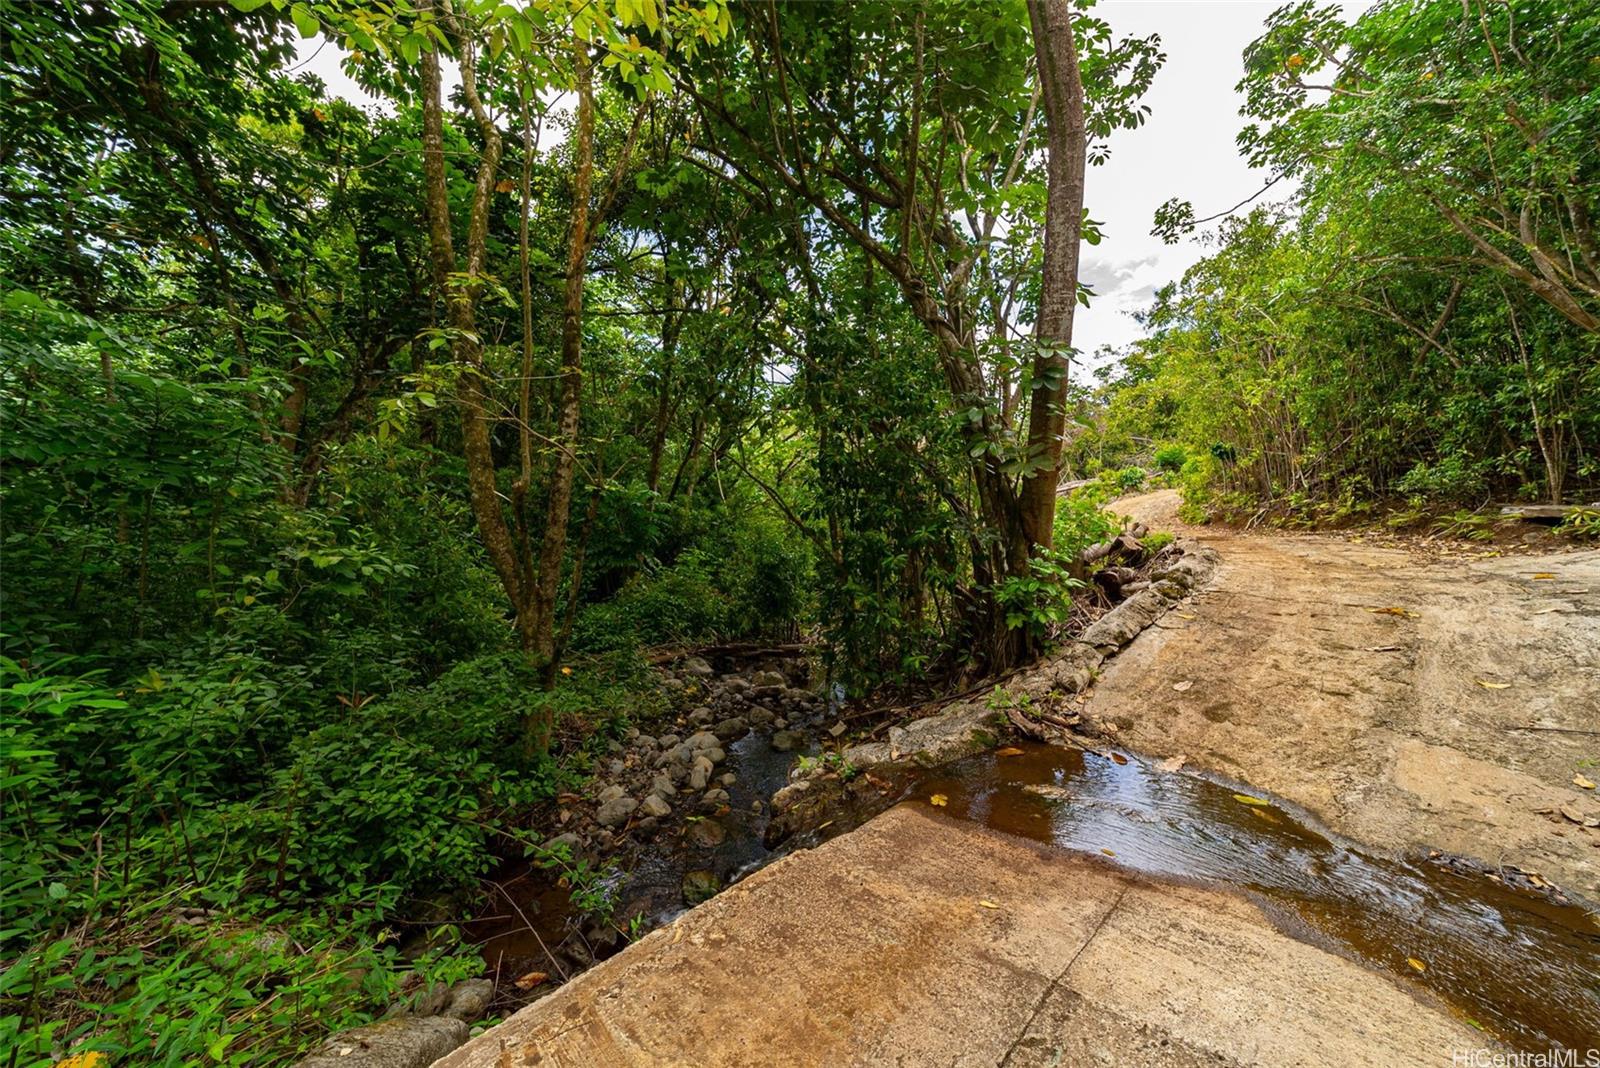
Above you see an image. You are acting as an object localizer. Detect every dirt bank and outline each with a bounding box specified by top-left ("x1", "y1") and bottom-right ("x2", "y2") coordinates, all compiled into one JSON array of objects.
[{"x1": 1090, "y1": 490, "x2": 1600, "y2": 900}]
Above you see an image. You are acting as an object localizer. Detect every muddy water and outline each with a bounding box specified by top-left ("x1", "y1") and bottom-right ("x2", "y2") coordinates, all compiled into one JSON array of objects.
[{"x1": 914, "y1": 743, "x2": 1600, "y2": 1053}]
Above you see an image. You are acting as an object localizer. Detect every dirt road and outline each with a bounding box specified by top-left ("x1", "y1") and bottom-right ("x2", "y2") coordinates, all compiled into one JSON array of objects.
[{"x1": 1092, "y1": 491, "x2": 1600, "y2": 900}]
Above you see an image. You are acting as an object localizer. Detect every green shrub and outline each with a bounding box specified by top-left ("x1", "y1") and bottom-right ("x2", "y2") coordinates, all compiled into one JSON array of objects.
[
  {"x1": 1153, "y1": 444, "x2": 1188, "y2": 473},
  {"x1": 1116, "y1": 465, "x2": 1146, "y2": 491}
]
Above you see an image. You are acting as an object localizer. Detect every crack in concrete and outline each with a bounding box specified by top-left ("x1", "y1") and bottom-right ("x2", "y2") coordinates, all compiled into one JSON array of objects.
[{"x1": 997, "y1": 885, "x2": 1130, "y2": 1068}]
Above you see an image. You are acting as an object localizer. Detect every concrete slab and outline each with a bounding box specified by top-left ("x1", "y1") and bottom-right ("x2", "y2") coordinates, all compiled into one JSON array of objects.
[{"x1": 438, "y1": 805, "x2": 1485, "y2": 1067}]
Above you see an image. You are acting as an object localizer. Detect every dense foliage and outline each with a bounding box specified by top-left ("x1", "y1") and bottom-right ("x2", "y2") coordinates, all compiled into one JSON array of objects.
[{"x1": 1121, "y1": 0, "x2": 1599, "y2": 521}]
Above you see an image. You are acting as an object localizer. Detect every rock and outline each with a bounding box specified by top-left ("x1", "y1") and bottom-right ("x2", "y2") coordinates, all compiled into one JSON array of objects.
[
  {"x1": 650, "y1": 774, "x2": 677, "y2": 797},
  {"x1": 724, "y1": 677, "x2": 750, "y2": 693},
  {"x1": 771, "y1": 780, "x2": 810, "y2": 813},
  {"x1": 660, "y1": 734, "x2": 681, "y2": 748},
  {"x1": 635, "y1": 816, "x2": 659, "y2": 834},
  {"x1": 771, "y1": 730, "x2": 805, "y2": 752},
  {"x1": 607, "y1": 759, "x2": 626, "y2": 777},
  {"x1": 719, "y1": 772, "x2": 737, "y2": 787},
  {"x1": 634, "y1": 734, "x2": 658, "y2": 750},
  {"x1": 746, "y1": 707, "x2": 775, "y2": 727},
  {"x1": 595, "y1": 796, "x2": 638, "y2": 827},
  {"x1": 713, "y1": 716, "x2": 749, "y2": 741},
  {"x1": 844, "y1": 703, "x2": 1004, "y2": 769},
  {"x1": 689, "y1": 707, "x2": 714, "y2": 726},
  {"x1": 682, "y1": 869, "x2": 722, "y2": 903},
  {"x1": 772, "y1": 717, "x2": 788, "y2": 729},
  {"x1": 684, "y1": 731, "x2": 718, "y2": 752},
  {"x1": 296, "y1": 1016, "x2": 468, "y2": 1068},
  {"x1": 442, "y1": 979, "x2": 495, "y2": 1022},
  {"x1": 597, "y1": 784, "x2": 627, "y2": 804},
  {"x1": 686, "y1": 820, "x2": 727, "y2": 848},
  {"x1": 681, "y1": 657, "x2": 714, "y2": 678},
  {"x1": 705, "y1": 746, "x2": 727, "y2": 765},
  {"x1": 751, "y1": 669, "x2": 787, "y2": 688},
  {"x1": 701, "y1": 788, "x2": 730, "y2": 805},
  {"x1": 640, "y1": 794, "x2": 672, "y2": 818},
  {"x1": 546, "y1": 831, "x2": 584, "y2": 855},
  {"x1": 689, "y1": 756, "x2": 714, "y2": 791}
]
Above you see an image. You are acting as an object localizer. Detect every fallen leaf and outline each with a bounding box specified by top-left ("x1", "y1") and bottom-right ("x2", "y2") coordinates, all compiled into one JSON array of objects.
[
  {"x1": 1531, "y1": 573, "x2": 1556, "y2": 580},
  {"x1": 1157, "y1": 754, "x2": 1187, "y2": 773},
  {"x1": 1475, "y1": 680, "x2": 1512, "y2": 690},
  {"x1": 55, "y1": 1055, "x2": 107, "y2": 1068},
  {"x1": 513, "y1": 971, "x2": 548, "y2": 990},
  {"x1": 1575, "y1": 774, "x2": 1597, "y2": 790},
  {"x1": 1101, "y1": 848, "x2": 1117, "y2": 857},
  {"x1": 978, "y1": 899, "x2": 1001, "y2": 909},
  {"x1": 1248, "y1": 806, "x2": 1282, "y2": 825},
  {"x1": 929, "y1": 794, "x2": 948, "y2": 807},
  {"x1": 1177, "y1": 612, "x2": 1196, "y2": 620},
  {"x1": 1233, "y1": 794, "x2": 1271, "y2": 807},
  {"x1": 1368, "y1": 606, "x2": 1419, "y2": 618},
  {"x1": 1111, "y1": 752, "x2": 1129, "y2": 765},
  {"x1": 1366, "y1": 645, "x2": 1401, "y2": 652},
  {"x1": 996, "y1": 747, "x2": 1025, "y2": 757},
  {"x1": 828, "y1": 721, "x2": 847, "y2": 738},
  {"x1": 1559, "y1": 806, "x2": 1589, "y2": 825},
  {"x1": 1407, "y1": 957, "x2": 1426, "y2": 973},
  {"x1": 1172, "y1": 680, "x2": 1194, "y2": 692}
]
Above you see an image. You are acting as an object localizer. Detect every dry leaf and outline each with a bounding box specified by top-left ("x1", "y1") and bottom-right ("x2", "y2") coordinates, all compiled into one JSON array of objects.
[
  {"x1": 929, "y1": 794, "x2": 948, "y2": 807},
  {"x1": 513, "y1": 971, "x2": 548, "y2": 990},
  {"x1": 1475, "y1": 680, "x2": 1512, "y2": 690},
  {"x1": 1531, "y1": 573, "x2": 1556, "y2": 580},
  {"x1": 1177, "y1": 612, "x2": 1196, "y2": 620},
  {"x1": 1574, "y1": 774, "x2": 1597, "y2": 790},
  {"x1": 1233, "y1": 794, "x2": 1271, "y2": 807},
  {"x1": 978, "y1": 899, "x2": 1001, "y2": 910},
  {"x1": 828, "y1": 721, "x2": 847, "y2": 738},
  {"x1": 1173, "y1": 680, "x2": 1194, "y2": 692},
  {"x1": 1366, "y1": 645, "x2": 1401, "y2": 652},
  {"x1": 996, "y1": 747, "x2": 1024, "y2": 757},
  {"x1": 1101, "y1": 848, "x2": 1117, "y2": 857},
  {"x1": 1368, "y1": 606, "x2": 1419, "y2": 618},
  {"x1": 1559, "y1": 806, "x2": 1588, "y2": 825},
  {"x1": 1407, "y1": 957, "x2": 1426, "y2": 973},
  {"x1": 1157, "y1": 754, "x2": 1187, "y2": 773},
  {"x1": 1111, "y1": 752, "x2": 1129, "y2": 765}
]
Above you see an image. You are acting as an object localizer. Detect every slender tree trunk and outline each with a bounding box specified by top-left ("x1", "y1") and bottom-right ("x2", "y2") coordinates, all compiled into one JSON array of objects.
[
  {"x1": 529, "y1": 37, "x2": 597, "y2": 679},
  {"x1": 1018, "y1": 0, "x2": 1087, "y2": 551}
]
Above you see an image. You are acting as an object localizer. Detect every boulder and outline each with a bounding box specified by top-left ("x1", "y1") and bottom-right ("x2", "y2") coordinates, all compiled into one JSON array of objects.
[
  {"x1": 296, "y1": 1016, "x2": 468, "y2": 1068},
  {"x1": 770, "y1": 730, "x2": 805, "y2": 753},
  {"x1": 746, "y1": 707, "x2": 775, "y2": 727},
  {"x1": 595, "y1": 796, "x2": 638, "y2": 827},
  {"x1": 441, "y1": 979, "x2": 494, "y2": 1022},
  {"x1": 750, "y1": 669, "x2": 787, "y2": 688},
  {"x1": 712, "y1": 716, "x2": 749, "y2": 741},
  {"x1": 681, "y1": 657, "x2": 715, "y2": 678},
  {"x1": 689, "y1": 755, "x2": 714, "y2": 790}
]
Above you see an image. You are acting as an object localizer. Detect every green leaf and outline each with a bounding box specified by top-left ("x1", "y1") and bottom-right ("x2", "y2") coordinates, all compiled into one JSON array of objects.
[{"x1": 289, "y1": 3, "x2": 319, "y2": 38}]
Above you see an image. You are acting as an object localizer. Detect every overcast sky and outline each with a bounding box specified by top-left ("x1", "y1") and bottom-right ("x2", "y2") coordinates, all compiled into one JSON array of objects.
[{"x1": 293, "y1": 2, "x2": 1351, "y2": 361}]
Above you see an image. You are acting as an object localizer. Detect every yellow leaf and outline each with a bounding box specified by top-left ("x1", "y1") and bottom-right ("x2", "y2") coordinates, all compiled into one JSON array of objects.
[
  {"x1": 1233, "y1": 794, "x2": 1271, "y2": 807},
  {"x1": 1101, "y1": 848, "x2": 1117, "y2": 857},
  {"x1": 1474, "y1": 680, "x2": 1511, "y2": 689},
  {"x1": 929, "y1": 794, "x2": 948, "y2": 807},
  {"x1": 513, "y1": 970, "x2": 548, "y2": 990},
  {"x1": 1407, "y1": 957, "x2": 1426, "y2": 973},
  {"x1": 1575, "y1": 774, "x2": 1597, "y2": 790},
  {"x1": 996, "y1": 747, "x2": 1024, "y2": 757},
  {"x1": 978, "y1": 899, "x2": 1001, "y2": 909},
  {"x1": 1368, "y1": 606, "x2": 1418, "y2": 618},
  {"x1": 56, "y1": 1055, "x2": 108, "y2": 1068},
  {"x1": 1531, "y1": 573, "x2": 1556, "y2": 580},
  {"x1": 1110, "y1": 752, "x2": 1128, "y2": 765}
]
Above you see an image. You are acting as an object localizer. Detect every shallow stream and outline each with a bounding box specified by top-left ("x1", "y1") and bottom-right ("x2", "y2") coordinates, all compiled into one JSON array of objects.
[{"x1": 473, "y1": 732, "x2": 1599, "y2": 1053}]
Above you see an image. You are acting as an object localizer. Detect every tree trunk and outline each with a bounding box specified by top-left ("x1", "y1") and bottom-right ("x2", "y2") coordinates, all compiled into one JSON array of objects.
[
  {"x1": 1018, "y1": 0, "x2": 1087, "y2": 551},
  {"x1": 528, "y1": 36, "x2": 597, "y2": 680}
]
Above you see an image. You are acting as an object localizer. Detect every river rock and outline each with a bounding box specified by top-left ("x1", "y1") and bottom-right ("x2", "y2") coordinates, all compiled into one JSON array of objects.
[
  {"x1": 689, "y1": 756, "x2": 714, "y2": 790},
  {"x1": 751, "y1": 669, "x2": 787, "y2": 689},
  {"x1": 634, "y1": 734, "x2": 658, "y2": 750},
  {"x1": 771, "y1": 780, "x2": 810, "y2": 813},
  {"x1": 746, "y1": 707, "x2": 775, "y2": 727},
  {"x1": 704, "y1": 746, "x2": 727, "y2": 765},
  {"x1": 719, "y1": 772, "x2": 737, "y2": 787},
  {"x1": 689, "y1": 707, "x2": 714, "y2": 726},
  {"x1": 686, "y1": 730, "x2": 720, "y2": 751},
  {"x1": 713, "y1": 716, "x2": 748, "y2": 741},
  {"x1": 681, "y1": 657, "x2": 714, "y2": 678},
  {"x1": 607, "y1": 759, "x2": 625, "y2": 777},
  {"x1": 650, "y1": 774, "x2": 677, "y2": 797},
  {"x1": 596, "y1": 796, "x2": 638, "y2": 827},
  {"x1": 686, "y1": 821, "x2": 727, "y2": 848},
  {"x1": 682, "y1": 868, "x2": 722, "y2": 903},
  {"x1": 597, "y1": 784, "x2": 627, "y2": 803},
  {"x1": 660, "y1": 733, "x2": 681, "y2": 748},
  {"x1": 701, "y1": 788, "x2": 730, "y2": 805},
  {"x1": 296, "y1": 1016, "x2": 468, "y2": 1068},
  {"x1": 640, "y1": 794, "x2": 672, "y2": 818},
  {"x1": 546, "y1": 831, "x2": 585, "y2": 854},
  {"x1": 771, "y1": 729, "x2": 805, "y2": 752}
]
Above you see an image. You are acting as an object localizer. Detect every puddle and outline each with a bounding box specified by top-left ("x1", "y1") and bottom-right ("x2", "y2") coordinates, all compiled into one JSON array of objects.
[{"x1": 913, "y1": 743, "x2": 1600, "y2": 1053}]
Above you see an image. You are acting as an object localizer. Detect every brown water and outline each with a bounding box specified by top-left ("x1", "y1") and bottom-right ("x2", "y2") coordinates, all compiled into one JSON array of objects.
[{"x1": 913, "y1": 743, "x2": 1600, "y2": 1053}]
